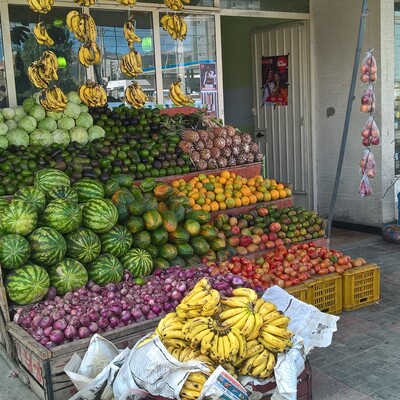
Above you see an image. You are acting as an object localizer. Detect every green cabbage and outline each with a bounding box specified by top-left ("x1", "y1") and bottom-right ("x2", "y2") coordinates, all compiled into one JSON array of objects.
[
  {"x1": 0, "y1": 122, "x2": 9, "y2": 136},
  {"x1": 23, "y1": 97, "x2": 37, "y2": 113},
  {"x1": 52, "y1": 128, "x2": 70, "y2": 145},
  {"x1": 5, "y1": 120, "x2": 17, "y2": 131},
  {"x1": 88, "y1": 125, "x2": 106, "y2": 141},
  {"x1": 63, "y1": 102, "x2": 81, "y2": 119},
  {"x1": 0, "y1": 112, "x2": 3, "y2": 123},
  {"x1": 2, "y1": 108, "x2": 15, "y2": 120},
  {"x1": 79, "y1": 104, "x2": 89, "y2": 113},
  {"x1": 6, "y1": 128, "x2": 29, "y2": 147},
  {"x1": 0, "y1": 136, "x2": 8, "y2": 149},
  {"x1": 69, "y1": 126, "x2": 89, "y2": 145},
  {"x1": 46, "y1": 110, "x2": 63, "y2": 121},
  {"x1": 18, "y1": 115, "x2": 37, "y2": 133},
  {"x1": 76, "y1": 112, "x2": 93, "y2": 129},
  {"x1": 30, "y1": 129, "x2": 54, "y2": 147},
  {"x1": 14, "y1": 107, "x2": 27, "y2": 122},
  {"x1": 29, "y1": 104, "x2": 46, "y2": 121},
  {"x1": 67, "y1": 91, "x2": 81, "y2": 105},
  {"x1": 58, "y1": 116, "x2": 75, "y2": 131},
  {"x1": 38, "y1": 117, "x2": 57, "y2": 132}
]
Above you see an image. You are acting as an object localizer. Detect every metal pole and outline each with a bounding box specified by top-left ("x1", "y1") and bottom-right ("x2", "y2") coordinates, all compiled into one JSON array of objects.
[{"x1": 326, "y1": 0, "x2": 369, "y2": 240}]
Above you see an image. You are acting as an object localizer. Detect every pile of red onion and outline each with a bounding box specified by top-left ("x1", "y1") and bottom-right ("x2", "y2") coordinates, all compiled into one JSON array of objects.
[{"x1": 13, "y1": 265, "x2": 254, "y2": 348}]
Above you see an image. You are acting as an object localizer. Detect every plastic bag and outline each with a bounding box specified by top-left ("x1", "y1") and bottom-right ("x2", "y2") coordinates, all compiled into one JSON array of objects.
[
  {"x1": 360, "y1": 50, "x2": 377, "y2": 83},
  {"x1": 359, "y1": 148, "x2": 376, "y2": 179},
  {"x1": 361, "y1": 116, "x2": 380, "y2": 146},
  {"x1": 360, "y1": 83, "x2": 375, "y2": 113},
  {"x1": 359, "y1": 174, "x2": 373, "y2": 197}
]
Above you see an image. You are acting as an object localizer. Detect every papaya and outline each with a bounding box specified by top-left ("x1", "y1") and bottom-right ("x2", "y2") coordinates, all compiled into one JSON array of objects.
[
  {"x1": 176, "y1": 243, "x2": 194, "y2": 258},
  {"x1": 153, "y1": 183, "x2": 173, "y2": 202},
  {"x1": 189, "y1": 237, "x2": 210, "y2": 256},
  {"x1": 184, "y1": 219, "x2": 201, "y2": 237},
  {"x1": 153, "y1": 257, "x2": 170, "y2": 269},
  {"x1": 169, "y1": 256, "x2": 186, "y2": 267},
  {"x1": 161, "y1": 210, "x2": 178, "y2": 233},
  {"x1": 185, "y1": 254, "x2": 202, "y2": 267},
  {"x1": 167, "y1": 194, "x2": 190, "y2": 209},
  {"x1": 204, "y1": 248, "x2": 217, "y2": 262},
  {"x1": 130, "y1": 186, "x2": 143, "y2": 199},
  {"x1": 158, "y1": 243, "x2": 178, "y2": 260},
  {"x1": 209, "y1": 237, "x2": 226, "y2": 251},
  {"x1": 143, "y1": 193, "x2": 158, "y2": 212},
  {"x1": 169, "y1": 203, "x2": 186, "y2": 223},
  {"x1": 132, "y1": 230, "x2": 151, "y2": 249},
  {"x1": 185, "y1": 210, "x2": 211, "y2": 225},
  {"x1": 157, "y1": 201, "x2": 168, "y2": 212},
  {"x1": 199, "y1": 224, "x2": 218, "y2": 240},
  {"x1": 146, "y1": 244, "x2": 159, "y2": 259},
  {"x1": 111, "y1": 188, "x2": 135, "y2": 221},
  {"x1": 150, "y1": 229, "x2": 169, "y2": 246},
  {"x1": 140, "y1": 177, "x2": 157, "y2": 193},
  {"x1": 129, "y1": 199, "x2": 146, "y2": 216},
  {"x1": 168, "y1": 226, "x2": 190, "y2": 244},
  {"x1": 143, "y1": 210, "x2": 163, "y2": 231},
  {"x1": 125, "y1": 215, "x2": 144, "y2": 234},
  {"x1": 216, "y1": 249, "x2": 229, "y2": 261}
]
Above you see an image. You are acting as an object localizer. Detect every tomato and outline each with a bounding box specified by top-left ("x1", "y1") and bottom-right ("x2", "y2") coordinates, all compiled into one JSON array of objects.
[
  {"x1": 314, "y1": 265, "x2": 321, "y2": 273},
  {"x1": 284, "y1": 280, "x2": 293, "y2": 287},
  {"x1": 280, "y1": 274, "x2": 290, "y2": 281},
  {"x1": 298, "y1": 272, "x2": 309, "y2": 281},
  {"x1": 317, "y1": 267, "x2": 329, "y2": 275},
  {"x1": 253, "y1": 273, "x2": 261, "y2": 280},
  {"x1": 338, "y1": 256, "x2": 350, "y2": 266},
  {"x1": 328, "y1": 265, "x2": 336, "y2": 273},
  {"x1": 290, "y1": 277, "x2": 300, "y2": 285},
  {"x1": 335, "y1": 266, "x2": 345, "y2": 274},
  {"x1": 232, "y1": 266, "x2": 242, "y2": 274}
]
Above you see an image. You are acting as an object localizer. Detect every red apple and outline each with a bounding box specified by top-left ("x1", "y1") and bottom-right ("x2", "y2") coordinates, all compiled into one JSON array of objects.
[
  {"x1": 239, "y1": 235, "x2": 252, "y2": 247},
  {"x1": 362, "y1": 137, "x2": 371, "y2": 146},
  {"x1": 269, "y1": 222, "x2": 281, "y2": 233},
  {"x1": 370, "y1": 136, "x2": 380, "y2": 145},
  {"x1": 268, "y1": 232, "x2": 278, "y2": 241}
]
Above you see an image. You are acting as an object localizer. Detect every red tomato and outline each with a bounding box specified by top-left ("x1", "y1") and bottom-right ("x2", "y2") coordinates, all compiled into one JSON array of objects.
[{"x1": 317, "y1": 267, "x2": 329, "y2": 275}]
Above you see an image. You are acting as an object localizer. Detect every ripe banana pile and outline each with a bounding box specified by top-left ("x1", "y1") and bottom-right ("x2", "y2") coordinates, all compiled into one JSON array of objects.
[
  {"x1": 120, "y1": 51, "x2": 143, "y2": 77},
  {"x1": 169, "y1": 79, "x2": 195, "y2": 106},
  {"x1": 124, "y1": 81, "x2": 148, "y2": 109},
  {"x1": 164, "y1": 0, "x2": 190, "y2": 11},
  {"x1": 78, "y1": 41, "x2": 102, "y2": 68},
  {"x1": 27, "y1": 0, "x2": 54, "y2": 14},
  {"x1": 27, "y1": 51, "x2": 58, "y2": 89},
  {"x1": 78, "y1": 81, "x2": 107, "y2": 108},
  {"x1": 161, "y1": 14, "x2": 188, "y2": 41},
  {"x1": 39, "y1": 86, "x2": 68, "y2": 112},
  {"x1": 115, "y1": 0, "x2": 137, "y2": 5},
  {"x1": 66, "y1": 11, "x2": 97, "y2": 44},
  {"x1": 123, "y1": 18, "x2": 141, "y2": 49},
  {"x1": 33, "y1": 22, "x2": 54, "y2": 46},
  {"x1": 73, "y1": 0, "x2": 96, "y2": 6},
  {"x1": 180, "y1": 371, "x2": 211, "y2": 400}
]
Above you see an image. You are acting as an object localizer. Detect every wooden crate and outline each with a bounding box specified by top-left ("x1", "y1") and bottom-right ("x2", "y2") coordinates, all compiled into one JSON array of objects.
[{"x1": 6, "y1": 318, "x2": 160, "y2": 400}]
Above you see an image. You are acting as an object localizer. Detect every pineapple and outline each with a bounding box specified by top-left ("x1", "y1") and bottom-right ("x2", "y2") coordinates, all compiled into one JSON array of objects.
[
  {"x1": 236, "y1": 153, "x2": 247, "y2": 165},
  {"x1": 182, "y1": 129, "x2": 199, "y2": 143},
  {"x1": 250, "y1": 142, "x2": 260, "y2": 154},
  {"x1": 197, "y1": 130, "x2": 208, "y2": 141},
  {"x1": 214, "y1": 137, "x2": 226, "y2": 148},
  {"x1": 231, "y1": 146, "x2": 240, "y2": 157},
  {"x1": 212, "y1": 127, "x2": 225, "y2": 137},
  {"x1": 195, "y1": 159, "x2": 208, "y2": 170},
  {"x1": 255, "y1": 153, "x2": 264, "y2": 162},
  {"x1": 207, "y1": 159, "x2": 218, "y2": 169},
  {"x1": 191, "y1": 150, "x2": 201, "y2": 163},
  {"x1": 227, "y1": 156, "x2": 237, "y2": 166},
  {"x1": 232, "y1": 135, "x2": 242, "y2": 147},
  {"x1": 221, "y1": 147, "x2": 232, "y2": 158},
  {"x1": 225, "y1": 125, "x2": 236, "y2": 137},
  {"x1": 194, "y1": 140, "x2": 205, "y2": 151},
  {"x1": 206, "y1": 130, "x2": 215, "y2": 140},
  {"x1": 245, "y1": 153, "x2": 255, "y2": 163},
  {"x1": 241, "y1": 132, "x2": 252, "y2": 143},
  {"x1": 242, "y1": 143, "x2": 250, "y2": 154},
  {"x1": 217, "y1": 157, "x2": 228, "y2": 168},
  {"x1": 200, "y1": 149, "x2": 211, "y2": 160},
  {"x1": 210, "y1": 148, "x2": 221, "y2": 159},
  {"x1": 225, "y1": 136, "x2": 233, "y2": 146},
  {"x1": 205, "y1": 139, "x2": 214, "y2": 149},
  {"x1": 179, "y1": 141, "x2": 194, "y2": 153}
]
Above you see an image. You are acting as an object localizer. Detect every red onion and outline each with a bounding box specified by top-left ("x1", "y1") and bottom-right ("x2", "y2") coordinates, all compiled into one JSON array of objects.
[
  {"x1": 141, "y1": 305, "x2": 150, "y2": 316},
  {"x1": 54, "y1": 318, "x2": 68, "y2": 331},
  {"x1": 109, "y1": 304, "x2": 122, "y2": 316},
  {"x1": 88, "y1": 322, "x2": 99, "y2": 333},
  {"x1": 170, "y1": 290, "x2": 182, "y2": 302},
  {"x1": 98, "y1": 317, "x2": 108, "y2": 329},
  {"x1": 46, "y1": 287, "x2": 57, "y2": 300},
  {"x1": 43, "y1": 326, "x2": 53, "y2": 337},
  {"x1": 21, "y1": 316, "x2": 32, "y2": 328},
  {"x1": 106, "y1": 283, "x2": 117, "y2": 292},
  {"x1": 120, "y1": 311, "x2": 131, "y2": 323},
  {"x1": 151, "y1": 305, "x2": 162, "y2": 315},
  {"x1": 131, "y1": 309, "x2": 143, "y2": 320},
  {"x1": 69, "y1": 316, "x2": 80, "y2": 328},
  {"x1": 39, "y1": 316, "x2": 53, "y2": 329},
  {"x1": 232, "y1": 276, "x2": 245, "y2": 286},
  {"x1": 50, "y1": 330, "x2": 65, "y2": 344},
  {"x1": 78, "y1": 327, "x2": 91, "y2": 339},
  {"x1": 108, "y1": 316, "x2": 119, "y2": 328},
  {"x1": 64, "y1": 325, "x2": 77, "y2": 339}
]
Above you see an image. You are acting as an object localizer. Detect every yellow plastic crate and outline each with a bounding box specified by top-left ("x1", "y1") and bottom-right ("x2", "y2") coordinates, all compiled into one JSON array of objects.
[
  {"x1": 342, "y1": 263, "x2": 380, "y2": 311},
  {"x1": 305, "y1": 273, "x2": 342, "y2": 314},
  {"x1": 285, "y1": 284, "x2": 308, "y2": 303}
]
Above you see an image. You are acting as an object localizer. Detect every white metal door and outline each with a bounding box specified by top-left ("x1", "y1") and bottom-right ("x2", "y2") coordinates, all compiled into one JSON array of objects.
[{"x1": 252, "y1": 22, "x2": 313, "y2": 209}]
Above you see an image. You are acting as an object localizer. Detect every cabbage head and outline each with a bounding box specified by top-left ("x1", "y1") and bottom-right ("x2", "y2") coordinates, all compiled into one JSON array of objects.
[
  {"x1": 63, "y1": 102, "x2": 81, "y2": 119},
  {"x1": 14, "y1": 107, "x2": 27, "y2": 122},
  {"x1": 5, "y1": 120, "x2": 17, "y2": 131},
  {"x1": 88, "y1": 125, "x2": 106, "y2": 142},
  {"x1": 58, "y1": 116, "x2": 75, "y2": 131},
  {"x1": 29, "y1": 104, "x2": 46, "y2": 121},
  {"x1": 69, "y1": 127, "x2": 89, "y2": 145},
  {"x1": 30, "y1": 129, "x2": 54, "y2": 147},
  {"x1": 67, "y1": 91, "x2": 81, "y2": 105},
  {"x1": 6, "y1": 128, "x2": 29, "y2": 147},
  {"x1": 0, "y1": 136, "x2": 8, "y2": 149},
  {"x1": 2, "y1": 108, "x2": 15, "y2": 120},
  {"x1": 23, "y1": 97, "x2": 37, "y2": 113},
  {"x1": 18, "y1": 115, "x2": 37, "y2": 133},
  {"x1": 38, "y1": 117, "x2": 57, "y2": 133},
  {"x1": 52, "y1": 129, "x2": 70, "y2": 145},
  {"x1": 0, "y1": 112, "x2": 3, "y2": 123},
  {"x1": 46, "y1": 110, "x2": 63, "y2": 121},
  {"x1": 0, "y1": 122, "x2": 8, "y2": 136},
  {"x1": 79, "y1": 104, "x2": 89, "y2": 113},
  {"x1": 76, "y1": 112, "x2": 93, "y2": 129}
]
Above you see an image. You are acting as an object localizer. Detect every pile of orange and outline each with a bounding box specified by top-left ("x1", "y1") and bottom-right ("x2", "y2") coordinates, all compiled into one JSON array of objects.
[{"x1": 171, "y1": 170, "x2": 292, "y2": 212}]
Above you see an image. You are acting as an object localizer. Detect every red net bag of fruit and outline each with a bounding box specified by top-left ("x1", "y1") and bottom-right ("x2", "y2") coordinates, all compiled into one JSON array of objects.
[
  {"x1": 360, "y1": 83, "x2": 375, "y2": 113},
  {"x1": 360, "y1": 50, "x2": 377, "y2": 83}
]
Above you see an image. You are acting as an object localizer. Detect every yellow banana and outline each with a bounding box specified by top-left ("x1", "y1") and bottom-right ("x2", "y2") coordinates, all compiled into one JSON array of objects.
[
  {"x1": 240, "y1": 312, "x2": 255, "y2": 338},
  {"x1": 259, "y1": 331, "x2": 290, "y2": 353},
  {"x1": 238, "y1": 353, "x2": 260, "y2": 376},
  {"x1": 219, "y1": 306, "x2": 248, "y2": 320},
  {"x1": 262, "y1": 324, "x2": 293, "y2": 339},
  {"x1": 220, "y1": 296, "x2": 250, "y2": 308},
  {"x1": 162, "y1": 338, "x2": 190, "y2": 349},
  {"x1": 256, "y1": 300, "x2": 278, "y2": 315},
  {"x1": 232, "y1": 288, "x2": 258, "y2": 302},
  {"x1": 201, "y1": 289, "x2": 220, "y2": 312},
  {"x1": 266, "y1": 351, "x2": 276, "y2": 371},
  {"x1": 200, "y1": 330, "x2": 215, "y2": 354},
  {"x1": 232, "y1": 326, "x2": 246, "y2": 359},
  {"x1": 73, "y1": 0, "x2": 96, "y2": 6},
  {"x1": 226, "y1": 330, "x2": 240, "y2": 357},
  {"x1": 246, "y1": 312, "x2": 264, "y2": 341},
  {"x1": 115, "y1": 0, "x2": 137, "y2": 5},
  {"x1": 182, "y1": 378, "x2": 203, "y2": 392},
  {"x1": 224, "y1": 309, "x2": 250, "y2": 331},
  {"x1": 124, "y1": 18, "x2": 141, "y2": 48},
  {"x1": 187, "y1": 372, "x2": 208, "y2": 385},
  {"x1": 189, "y1": 326, "x2": 212, "y2": 347},
  {"x1": 66, "y1": 10, "x2": 79, "y2": 32},
  {"x1": 262, "y1": 310, "x2": 284, "y2": 325},
  {"x1": 179, "y1": 387, "x2": 201, "y2": 400},
  {"x1": 33, "y1": 22, "x2": 54, "y2": 46}
]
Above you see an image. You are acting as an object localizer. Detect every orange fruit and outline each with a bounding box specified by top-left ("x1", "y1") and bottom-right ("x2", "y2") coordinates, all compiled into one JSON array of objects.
[
  {"x1": 218, "y1": 177, "x2": 227, "y2": 185},
  {"x1": 230, "y1": 172, "x2": 236, "y2": 179},
  {"x1": 249, "y1": 194, "x2": 258, "y2": 204},
  {"x1": 270, "y1": 189, "x2": 280, "y2": 200},
  {"x1": 225, "y1": 198, "x2": 236, "y2": 208},
  {"x1": 219, "y1": 202, "x2": 227, "y2": 210},
  {"x1": 220, "y1": 170, "x2": 231, "y2": 179},
  {"x1": 241, "y1": 196, "x2": 250, "y2": 206},
  {"x1": 202, "y1": 204, "x2": 211, "y2": 212},
  {"x1": 235, "y1": 198, "x2": 242, "y2": 207},
  {"x1": 285, "y1": 188, "x2": 292, "y2": 197},
  {"x1": 276, "y1": 183, "x2": 285, "y2": 191},
  {"x1": 216, "y1": 193, "x2": 226, "y2": 202},
  {"x1": 192, "y1": 204, "x2": 202, "y2": 210},
  {"x1": 210, "y1": 201, "x2": 219, "y2": 211},
  {"x1": 196, "y1": 197, "x2": 205, "y2": 206},
  {"x1": 214, "y1": 187, "x2": 224, "y2": 194},
  {"x1": 240, "y1": 187, "x2": 251, "y2": 197},
  {"x1": 279, "y1": 189, "x2": 287, "y2": 199},
  {"x1": 224, "y1": 190, "x2": 232, "y2": 199},
  {"x1": 172, "y1": 180, "x2": 180, "y2": 188},
  {"x1": 247, "y1": 178, "x2": 256, "y2": 187},
  {"x1": 263, "y1": 192, "x2": 272, "y2": 202},
  {"x1": 255, "y1": 191, "x2": 264, "y2": 201},
  {"x1": 206, "y1": 191, "x2": 216, "y2": 201},
  {"x1": 205, "y1": 198, "x2": 211, "y2": 205},
  {"x1": 188, "y1": 198, "x2": 195, "y2": 207}
]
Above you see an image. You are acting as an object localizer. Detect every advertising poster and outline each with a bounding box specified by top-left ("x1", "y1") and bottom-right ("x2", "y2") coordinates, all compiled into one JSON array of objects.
[
  {"x1": 200, "y1": 63, "x2": 218, "y2": 115},
  {"x1": 261, "y1": 54, "x2": 289, "y2": 106}
]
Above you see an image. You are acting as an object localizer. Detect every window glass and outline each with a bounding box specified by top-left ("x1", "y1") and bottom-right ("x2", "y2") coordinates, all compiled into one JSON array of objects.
[
  {"x1": 220, "y1": 0, "x2": 309, "y2": 13},
  {"x1": 0, "y1": 15, "x2": 7, "y2": 108},
  {"x1": 8, "y1": 5, "x2": 85, "y2": 105}
]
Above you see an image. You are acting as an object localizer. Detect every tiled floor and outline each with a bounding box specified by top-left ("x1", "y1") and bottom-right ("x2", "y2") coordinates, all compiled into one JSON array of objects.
[{"x1": 0, "y1": 228, "x2": 397, "y2": 399}]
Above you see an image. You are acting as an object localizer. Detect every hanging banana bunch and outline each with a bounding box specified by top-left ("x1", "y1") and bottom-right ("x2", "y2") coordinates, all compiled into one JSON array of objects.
[
  {"x1": 78, "y1": 81, "x2": 107, "y2": 108},
  {"x1": 124, "y1": 81, "x2": 148, "y2": 109},
  {"x1": 27, "y1": 0, "x2": 54, "y2": 14},
  {"x1": 27, "y1": 50, "x2": 59, "y2": 89},
  {"x1": 115, "y1": 0, "x2": 137, "y2": 6},
  {"x1": 123, "y1": 17, "x2": 141, "y2": 50},
  {"x1": 73, "y1": 0, "x2": 96, "y2": 6},
  {"x1": 66, "y1": 11, "x2": 97, "y2": 44},
  {"x1": 33, "y1": 21, "x2": 54, "y2": 46},
  {"x1": 120, "y1": 50, "x2": 143, "y2": 77},
  {"x1": 78, "y1": 41, "x2": 102, "y2": 68},
  {"x1": 169, "y1": 79, "x2": 194, "y2": 106},
  {"x1": 164, "y1": 0, "x2": 190, "y2": 11},
  {"x1": 160, "y1": 14, "x2": 188, "y2": 41},
  {"x1": 39, "y1": 86, "x2": 68, "y2": 112}
]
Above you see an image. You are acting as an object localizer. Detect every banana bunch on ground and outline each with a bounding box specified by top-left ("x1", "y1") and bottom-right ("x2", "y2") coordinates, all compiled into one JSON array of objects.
[
  {"x1": 164, "y1": 0, "x2": 190, "y2": 11},
  {"x1": 161, "y1": 14, "x2": 188, "y2": 41},
  {"x1": 169, "y1": 79, "x2": 195, "y2": 106},
  {"x1": 175, "y1": 278, "x2": 220, "y2": 318},
  {"x1": 27, "y1": 0, "x2": 54, "y2": 13},
  {"x1": 78, "y1": 41, "x2": 102, "y2": 68},
  {"x1": 39, "y1": 86, "x2": 68, "y2": 112},
  {"x1": 27, "y1": 50, "x2": 59, "y2": 89},
  {"x1": 123, "y1": 18, "x2": 141, "y2": 49},
  {"x1": 120, "y1": 51, "x2": 143, "y2": 77},
  {"x1": 66, "y1": 11, "x2": 97, "y2": 43},
  {"x1": 124, "y1": 81, "x2": 148, "y2": 109},
  {"x1": 33, "y1": 22, "x2": 54, "y2": 46},
  {"x1": 73, "y1": 0, "x2": 96, "y2": 6},
  {"x1": 180, "y1": 371, "x2": 211, "y2": 400},
  {"x1": 115, "y1": 0, "x2": 137, "y2": 5},
  {"x1": 78, "y1": 81, "x2": 107, "y2": 108}
]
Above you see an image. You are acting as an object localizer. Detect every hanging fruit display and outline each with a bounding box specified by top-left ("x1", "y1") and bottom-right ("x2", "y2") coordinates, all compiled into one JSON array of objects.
[
  {"x1": 164, "y1": 0, "x2": 191, "y2": 11},
  {"x1": 124, "y1": 81, "x2": 148, "y2": 109},
  {"x1": 33, "y1": 21, "x2": 54, "y2": 46},
  {"x1": 73, "y1": 0, "x2": 96, "y2": 6},
  {"x1": 39, "y1": 86, "x2": 68, "y2": 113},
  {"x1": 161, "y1": 14, "x2": 188, "y2": 41},
  {"x1": 115, "y1": 0, "x2": 137, "y2": 5},
  {"x1": 169, "y1": 79, "x2": 195, "y2": 107},
  {"x1": 123, "y1": 17, "x2": 142, "y2": 49},
  {"x1": 78, "y1": 81, "x2": 107, "y2": 108},
  {"x1": 27, "y1": 50, "x2": 59, "y2": 90},
  {"x1": 27, "y1": 0, "x2": 54, "y2": 14},
  {"x1": 66, "y1": 11, "x2": 97, "y2": 44},
  {"x1": 78, "y1": 41, "x2": 102, "y2": 68},
  {"x1": 120, "y1": 50, "x2": 143, "y2": 77}
]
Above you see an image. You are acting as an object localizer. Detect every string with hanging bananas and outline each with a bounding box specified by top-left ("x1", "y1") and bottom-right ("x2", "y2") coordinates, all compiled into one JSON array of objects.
[
  {"x1": 66, "y1": 10, "x2": 97, "y2": 44},
  {"x1": 72, "y1": 0, "x2": 96, "y2": 6},
  {"x1": 169, "y1": 78, "x2": 195, "y2": 106},
  {"x1": 33, "y1": 21, "x2": 54, "y2": 46},
  {"x1": 123, "y1": 17, "x2": 142, "y2": 50},
  {"x1": 120, "y1": 50, "x2": 143, "y2": 77},
  {"x1": 164, "y1": 0, "x2": 191, "y2": 11},
  {"x1": 160, "y1": 14, "x2": 188, "y2": 41},
  {"x1": 27, "y1": 50, "x2": 59, "y2": 89},
  {"x1": 39, "y1": 85, "x2": 68, "y2": 112},
  {"x1": 78, "y1": 80, "x2": 107, "y2": 108},
  {"x1": 27, "y1": 0, "x2": 54, "y2": 14},
  {"x1": 115, "y1": 0, "x2": 137, "y2": 6},
  {"x1": 78, "y1": 41, "x2": 102, "y2": 68},
  {"x1": 124, "y1": 81, "x2": 148, "y2": 109}
]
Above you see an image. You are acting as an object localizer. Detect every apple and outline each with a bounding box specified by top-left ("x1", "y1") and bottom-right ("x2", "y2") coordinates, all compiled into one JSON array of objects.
[
  {"x1": 230, "y1": 226, "x2": 241, "y2": 235},
  {"x1": 362, "y1": 136, "x2": 371, "y2": 146},
  {"x1": 257, "y1": 207, "x2": 269, "y2": 217},
  {"x1": 361, "y1": 128, "x2": 371, "y2": 138},
  {"x1": 229, "y1": 217, "x2": 238, "y2": 226},
  {"x1": 370, "y1": 136, "x2": 380, "y2": 145},
  {"x1": 269, "y1": 222, "x2": 281, "y2": 233},
  {"x1": 239, "y1": 235, "x2": 252, "y2": 247}
]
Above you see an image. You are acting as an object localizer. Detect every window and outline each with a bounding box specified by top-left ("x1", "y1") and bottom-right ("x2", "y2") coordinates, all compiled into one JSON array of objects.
[{"x1": 0, "y1": 14, "x2": 7, "y2": 108}]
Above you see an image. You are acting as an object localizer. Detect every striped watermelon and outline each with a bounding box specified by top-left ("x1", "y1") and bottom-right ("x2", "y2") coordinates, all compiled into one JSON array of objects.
[
  {"x1": 87, "y1": 253, "x2": 123, "y2": 285},
  {"x1": 0, "y1": 234, "x2": 31, "y2": 269},
  {"x1": 66, "y1": 227, "x2": 101, "y2": 263},
  {"x1": 34, "y1": 169, "x2": 70, "y2": 195},
  {"x1": 73, "y1": 178, "x2": 105, "y2": 203},
  {"x1": 5, "y1": 263, "x2": 50, "y2": 305},
  {"x1": 82, "y1": 199, "x2": 118, "y2": 233},
  {"x1": 120, "y1": 248, "x2": 153, "y2": 278},
  {"x1": 49, "y1": 258, "x2": 88, "y2": 295},
  {"x1": 14, "y1": 186, "x2": 46, "y2": 213},
  {"x1": 29, "y1": 227, "x2": 67, "y2": 266},
  {"x1": 99, "y1": 224, "x2": 133, "y2": 258},
  {"x1": 47, "y1": 185, "x2": 79, "y2": 203},
  {"x1": 1, "y1": 200, "x2": 38, "y2": 236},
  {"x1": 42, "y1": 199, "x2": 82, "y2": 234}
]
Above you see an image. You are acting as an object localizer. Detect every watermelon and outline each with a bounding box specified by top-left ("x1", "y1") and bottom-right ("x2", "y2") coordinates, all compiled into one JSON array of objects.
[
  {"x1": 143, "y1": 210, "x2": 163, "y2": 231},
  {"x1": 176, "y1": 243, "x2": 194, "y2": 258},
  {"x1": 185, "y1": 210, "x2": 211, "y2": 225},
  {"x1": 1, "y1": 200, "x2": 37, "y2": 236},
  {"x1": 189, "y1": 237, "x2": 210, "y2": 256},
  {"x1": 120, "y1": 248, "x2": 153, "y2": 278},
  {"x1": 146, "y1": 244, "x2": 159, "y2": 259},
  {"x1": 72, "y1": 178, "x2": 105, "y2": 203},
  {"x1": 104, "y1": 179, "x2": 120, "y2": 197},
  {"x1": 128, "y1": 199, "x2": 146, "y2": 216},
  {"x1": 111, "y1": 188, "x2": 135, "y2": 221},
  {"x1": 34, "y1": 168, "x2": 70, "y2": 194},
  {"x1": 47, "y1": 185, "x2": 79, "y2": 203},
  {"x1": 199, "y1": 224, "x2": 218, "y2": 240},
  {"x1": 49, "y1": 258, "x2": 88, "y2": 295},
  {"x1": 87, "y1": 254, "x2": 123, "y2": 285},
  {"x1": 150, "y1": 229, "x2": 169, "y2": 246},
  {"x1": 82, "y1": 199, "x2": 118, "y2": 233},
  {"x1": 143, "y1": 193, "x2": 158, "y2": 212},
  {"x1": 152, "y1": 257, "x2": 170, "y2": 269},
  {"x1": 186, "y1": 254, "x2": 202, "y2": 267},
  {"x1": 5, "y1": 263, "x2": 50, "y2": 305},
  {"x1": 99, "y1": 224, "x2": 133, "y2": 258},
  {"x1": 0, "y1": 234, "x2": 31, "y2": 269},
  {"x1": 14, "y1": 186, "x2": 46, "y2": 212},
  {"x1": 158, "y1": 243, "x2": 178, "y2": 260},
  {"x1": 125, "y1": 216, "x2": 144, "y2": 234},
  {"x1": 42, "y1": 199, "x2": 82, "y2": 234},
  {"x1": 29, "y1": 227, "x2": 67, "y2": 266},
  {"x1": 66, "y1": 227, "x2": 101, "y2": 263},
  {"x1": 140, "y1": 177, "x2": 157, "y2": 193},
  {"x1": 168, "y1": 227, "x2": 190, "y2": 244},
  {"x1": 169, "y1": 256, "x2": 186, "y2": 267},
  {"x1": 153, "y1": 183, "x2": 173, "y2": 202},
  {"x1": 132, "y1": 231, "x2": 151, "y2": 249}
]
